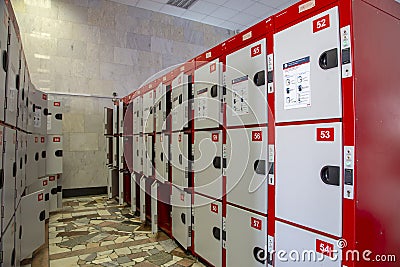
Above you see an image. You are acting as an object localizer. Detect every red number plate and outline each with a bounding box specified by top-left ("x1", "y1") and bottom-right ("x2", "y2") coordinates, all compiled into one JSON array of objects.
[
  {"x1": 42, "y1": 94, "x2": 47, "y2": 100},
  {"x1": 211, "y1": 203, "x2": 218, "y2": 214},
  {"x1": 252, "y1": 131, "x2": 263, "y2": 142},
  {"x1": 251, "y1": 217, "x2": 262, "y2": 230},
  {"x1": 41, "y1": 137, "x2": 45, "y2": 143},
  {"x1": 49, "y1": 176, "x2": 56, "y2": 181},
  {"x1": 210, "y1": 63, "x2": 216, "y2": 73},
  {"x1": 212, "y1": 133, "x2": 219, "y2": 142},
  {"x1": 38, "y1": 193, "x2": 44, "y2": 201},
  {"x1": 313, "y1": 14, "x2": 330, "y2": 33},
  {"x1": 54, "y1": 102, "x2": 61, "y2": 107},
  {"x1": 316, "y1": 128, "x2": 334, "y2": 142},
  {"x1": 43, "y1": 180, "x2": 48, "y2": 186},
  {"x1": 53, "y1": 137, "x2": 61, "y2": 142},
  {"x1": 35, "y1": 137, "x2": 38, "y2": 143},
  {"x1": 251, "y1": 44, "x2": 262, "y2": 57},
  {"x1": 316, "y1": 239, "x2": 334, "y2": 258}
]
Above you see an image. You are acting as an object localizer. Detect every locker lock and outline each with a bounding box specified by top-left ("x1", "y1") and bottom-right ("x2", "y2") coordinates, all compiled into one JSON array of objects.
[
  {"x1": 35, "y1": 152, "x2": 39, "y2": 161},
  {"x1": 19, "y1": 225, "x2": 22, "y2": 239},
  {"x1": 0, "y1": 169, "x2": 4, "y2": 189},
  {"x1": 55, "y1": 113, "x2": 63, "y2": 120},
  {"x1": 253, "y1": 247, "x2": 266, "y2": 264},
  {"x1": 42, "y1": 151, "x2": 47, "y2": 159},
  {"x1": 213, "y1": 157, "x2": 226, "y2": 169},
  {"x1": 44, "y1": 108, "x2": 49, "y2": 116},
  {"x1": 2, "y1": 50, "x2": 8, "y2": 72},
  {"x1": 39, "y1": 210, "x2": 46, "y2": 221},
  {"x1": 319, "y1": 48, "x2": 338, "y2": 70},
  {"x1": 51, "y1": 188, "x2": 58, "y2": 195},
  {"x1": 253, "y1": 71, "x2": 265, "y2": 86},
  {"x1": 320, "y1": 166, "x2": 340, "y2": 186},
  {"x1": 210, "y1": 85, "x2": 218, "y2": 98},
  {"x1": 212, "y1": 227, "x2": 226, "y2": 241},
  {"x1": 181, "y1": 213, "x2": 186, "y2": 224},
  {"x1": 55, "y1": 150, "x2": 63, "y2": 157},
  {"x1": 13, "y1": 162, "x2": 17, "y2": 177}
]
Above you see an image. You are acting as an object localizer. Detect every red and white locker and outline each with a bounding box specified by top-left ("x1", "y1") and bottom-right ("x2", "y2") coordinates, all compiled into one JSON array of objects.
[
  {"x1": 26, "y1": 134, "x2": 39, "y2": 187},
  {"x1": 171, "y1": 185, "x2": 191, "y2": 250},
  {"x1": 142, "y1": 87, "x2": 154, "y2": 134},
  {"x1": 143, "y1": 134, "x2": 153, "y2": 178},
  {"x1": 155, "y1": 83, "x2": 167, "y2": 132},
  {"x1": 154, "y1": 133, "x2": 169, "y2": 183},
  {"x1": 171, "y1": 132, "x2": 189, "y2": 188},
  {"x1": 46, "y1": 135, "x2": 63, "y2": 175},
  {"x1": 48, "y1": 175, "x2": 58, "y2": 212},
  {"x1": 17, "y1": 53, "x2": 28, "y2": 132},
  {"x1": 27, "y1": 177, "x2": 50, "y2": 220},
  {"x1": 38, "y1": 135, "x2": 47, "y2": 178},
  {"x1": 47, "y1": 98, "x2": 63, "y2": 135},
  {"x1": 171, "y1": 72, "x2": 190, "y2": 131},
  {"x1": 16, "y1": 131, "x2": 27, "y2": 205}
]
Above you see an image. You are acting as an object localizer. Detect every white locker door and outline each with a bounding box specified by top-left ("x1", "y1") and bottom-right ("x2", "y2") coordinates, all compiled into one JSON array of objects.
[
  {"x1": 28, "y1": 178, "x2": 50, "y2": 220},
  {"x1": 171, "y1": 73, "x2": 189, "y2": 131},
  {"x1": 133, "y1": 135, "x2": 140, "y2": 173},
  {"x1": 15, "y1": 201, "x2": 21, "y2": 267},
  {"x1": 275, "y1": 221, "x2": 341, "y2": 267},
  {"x1": 171, "y1": 132, "x2": 189, "y2": 188},
  {"x1": 140, "y1": 176, "x2": 146, "y2": 222},
  {"x1": 194, "y1": 194, "x2": 222, "y2": 267},
  {"x1": 107, "y1": 168, "x2": 113, "y2": 199},
  {"x1": 274, "y1": 7, "x2": 342, "y2": 123},
  {"x1": 18, "y1": 55, "x2": 27, "y2": 131},
  {"x1": 155, "y1": 83, "x2": 167, "y2": 132},
  {"x1": 226, "y1": 39, "x2": 267, "y2": 127},
  {"x1": 113, "y1": 136, "x2": 118, "y2": 167},
  {"x1": 49, "y1": 175, "x2": 58, "y2": 212},
  {"x1": 143, "y1": 135, "x2": 153, "y2": 177},
  {"x1": 118, "y1": 171, "x2": 124, "y2": 205},
  {"x1": 171, "y1": 186, "x2": 191, "y2": 249},
  {"x1": 113, "y1": 103, "x2": 118, "y2": 134},
  {"x1": 119, "y1": 101, "x2": 124, "y2": 134},
  {"x1": 26, "y1": 134, "x2": 39, "y2": 187},
  {"x1": 46, "y1": 135, "x2": 63, "y2": 175},
  {"x1": 1, "y1": 218, "x2": 16, "y2": 267},
  {"x1": 38, "y1": 92, "x2": 48, "y2": 135},
  {"x1": 193, "y1": 131, "x2": 223, "y2": 199},
  {"x1": 0, "y1": 2, "x2": 7, "y2": 122},
  {"x1": 38, "y1": 136, "x2": 46, "y2": 178},
  {"x1": 119, "y1": 136, "x2": 124, "y2": 170},
  {"x1": 16, "y1": 131, "x2": 27, "y2": 205},
  {"x1": 226, "y1": 127, "x2": 268, "y2": 214},
  {"x1": 133, "y1": 97, "x2": 142, "y2": 135},
  {"x1": 20, "y1": 190, "x2": 45, "y2": 260},
  {"x1": 2, "y1": 127, "x2": 16, "y2": 232},
  {"x1": 155, "y1": 133, "x2": 169, "y2": 183},
  {"x1": 276, "y1": 123, "x2": 342, "y2": 236},
  {"x1": 5, "y1": 22, "x2": 19, "y2": 127},
  {"x1": 130, "y1": 173, "x2": 136, "y2": 213},
  {"x1": 143, "y1": 90, "x2": 154, "y2": 134},
  {"x1": 0, "y1": 126, "x2": 3, "y2": 209},
  {"x1": 194, "y1": 60, "x2": 222, "y2": 129},
  {"x1": 47, "y1": 99, "x2": 62, "y2": 135},
  {"x1": 57, "y1": 174, "x2": 63, "y2": 209},
  {"x1": 226, "y1": 205, "x2": 267, "y2": 267},
  {"x1": 151, "y1": 180, "x2": 158, "y2": 234}
]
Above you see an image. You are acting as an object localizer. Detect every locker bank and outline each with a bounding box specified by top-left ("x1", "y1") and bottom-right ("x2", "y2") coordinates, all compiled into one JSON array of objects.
[{"x1": 1, "y1": 0, "x2": 399, "y2": 266}]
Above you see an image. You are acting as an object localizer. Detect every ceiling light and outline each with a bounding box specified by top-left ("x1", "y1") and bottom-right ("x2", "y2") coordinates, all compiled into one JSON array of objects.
[{"x1": 167, "y1": 0, "x2": 199, "y2": 9}]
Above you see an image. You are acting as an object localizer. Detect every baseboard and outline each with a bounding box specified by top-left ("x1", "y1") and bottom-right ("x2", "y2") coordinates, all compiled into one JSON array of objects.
[{"x1": 63, "y1": 186, "x2": 107, "y2": 198}]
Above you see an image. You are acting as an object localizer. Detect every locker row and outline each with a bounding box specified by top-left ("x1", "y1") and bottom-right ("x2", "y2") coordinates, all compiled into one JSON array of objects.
[{"x1": 107, "y1": 1, "x2": 400, "y2": 267}]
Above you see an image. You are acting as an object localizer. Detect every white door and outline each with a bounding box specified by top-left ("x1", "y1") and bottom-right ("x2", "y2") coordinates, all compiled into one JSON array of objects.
[
  {"x1": 155, "y1": 83, "x2": 167, "y2": 132},
  {"x1": 16, "y1": 131, "x2": 27, "y2": 205},
  {"x1": 171, "y1": 132, "x2": 189, "y2": 188},
  {"x1": 151, "y1": 180, "x2": 158, "y2": 234},
  {"x1": 226, "y1": 205, "x2": 267, "y2": 267},
  {"x1": 194, "y1": 60, "x2": 222, "y2": 130},
  {"x1": 171, "y1": 186, "x2": 191, "y2": 249},
  {"x1": 2, "y1": 127, "x2": 16, "y2": 232},
  {"x1": 194, "y1": 194, "x2": 222, "y2": 267},
  {"x1": 171, "y1": 73, "x2": 189, "y2": 131},
  {"x1": 143, "y1": 135, "x2": 153, "y2": 177},
  {"x1": 155, "y1": 133, "x2": 169, "y2": 183},
  {"x1": 17, "y1": 54, "x2": 27, "y2": 132},
  {"x1": 38, "y1": 135, "x2": 47, "y2": 178},
  {"x1": 0, "y1": 2, "x2": 8, "y2": 122},
  {"x1": 143, "y1": 90, "x2": 154, "y2": 134},
  {"x1": 193, "y1": 131, "x2": 223, "y2": 199},
  {"x1": 274, "y1": 7, "x2": 342, "y2": 123},
  {"x1": 49, "y1": 175, "x2": 58, "y2": 212},
  {"x1": 26, "y1": 134, "x2": 39, "y2": 187},
  {"x1": 226, "y1": 127, "x2": 268, "y2": 214},
  {"x1": 133, "y1": 135, "x2": 143, "y2": 173},
  {"x1": 47, "y1": 99, "x2": 63, "y2": 135},
  {"x1": 1, "y1": 218, "x2": 16, "y2": 267},
  {"x1": 46, "y1": 135, "x2": 63, "y2": 175},
  {"x1": 140, "y1": 176, "x2": 146, "y2": 222},
  {"x1": 133, "y1": 96, "x2": 142, "y2": 135},
  {"x1": 226, "y1": 39, "x2": 267, "y2": 127},
  {"x1": 275, "y1": 123, "x2": 342, "y2": 236}
]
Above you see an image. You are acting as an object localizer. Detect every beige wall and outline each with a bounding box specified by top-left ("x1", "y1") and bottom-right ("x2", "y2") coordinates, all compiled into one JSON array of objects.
[{"x1": 12, "y1": 0, "x2": 233, "y2": 189}]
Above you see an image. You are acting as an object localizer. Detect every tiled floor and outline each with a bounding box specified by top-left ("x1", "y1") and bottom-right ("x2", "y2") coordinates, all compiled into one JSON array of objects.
[{"x1": 40, "y1": 195, "x2": 205, "y2": 267}]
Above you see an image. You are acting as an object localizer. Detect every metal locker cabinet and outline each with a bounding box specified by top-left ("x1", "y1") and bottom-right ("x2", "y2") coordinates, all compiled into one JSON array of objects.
[
  {"x1": 155, "y1": 83, "x2": 167, "y2": 132},
  {"x1": 194, "y1": 60, "x2": 223, "y2": 130},
  {"x1": 130, "y1": 172, "x2": 136, "y2": 213},
  {"x1": 171, "y1": 132, "x2": 189, "y2": 188},
  {"x1": 4, "y1": 20, "x2": 20, "y2": 127},
  {"x1": 143, "y1": 135, "x2": 153, "y2": 177},
  {"x1": 16, "y1": 131, "x2": 27, "y2": 205},
  {"x1": 47, "y1": 99, "x2": 63, "y2": 135},
  {"x1": 226, "y1": 39, "x2": 268, "y2": 127},
  {"x1": 133, "y1": 96, "x2": 142, "y2": 135},
  {"x1": 154, "y1": 133, "x2": 168, "y2": 183},
  {"x1": 193, "y1": 194, "x2": 222, "y2": 267},
  {"x1": 46, "y1": 135, "x2": 63, "y2": 175},
  {"x1": 171, "y1": 185, "x2": 191, "y2": 250},
  {"x1": 193, "y1": 131, "x2": 223, "y2": 199},
  {"x1": 104, "y1": 107, "x2": 113, "y2": 135},
  {"x1": 171, "y1": 73, "x2": 189, "y2": 131},
  {"x1": 20, "y1": 190, "x2": 45, "y2": 261},
  {"x1": 151, "y1": 180, "x2": 158, "y2": 234},
  {"x1": 275, "y1": 221, "x2": 341, "y2": 267},
  {"x1": 140, "y1": 176, "x2": 146, "y2": 222},
  {"x1": 48, "y1": 175, "x2": 58, "y2": 212},
  {"x1": 226, "y1": 127, "x2": 268, "y2": 214},
  {"x1": 17, "y1": 54, "x2": 28, "y2": 132},
  {"x1": 0, "y1": 1, "x2": 8, "y2": 122},
  {"x1": 133, "y1": 135, "x2": 143, "y2": 173},
  {"x1": 56, "y1": 174, "x2": 63, "y2": 209},
  {"x1": 226, "y1": 205, "x2": 267, "y2": 267},
  {"x1": 274, "y1": 7, "x2": 342, "y2": 123},
  {"x1": 25, "y1": 134, "x2": 39, "y2": 187},
  {"x1": 38, "y1": 135, "x2": 46, "y2": 178},
  {"x1": 27, "y1": 177, "x2": 50, "y2": 220},
  {"x1": 2, "y1": 126, "x2": 16, "y2": 232},
  {"x1": 1, "y1": 218, "x2": 16, "y2": 267},
  {"x1": 143, "y1": 90, "x2": 154, "y2": 134},
  {"x1": 275, "y1": 123, "x2": 342, "y2": 237}
]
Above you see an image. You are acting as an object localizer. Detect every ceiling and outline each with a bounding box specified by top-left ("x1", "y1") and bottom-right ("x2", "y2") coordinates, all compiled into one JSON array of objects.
[{"x1": 111, "y1": 0, "x2": 300, "y2": 31}]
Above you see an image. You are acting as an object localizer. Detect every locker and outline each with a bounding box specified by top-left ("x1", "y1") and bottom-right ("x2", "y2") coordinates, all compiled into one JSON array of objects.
[
  {"x1": 19, "y1": 190, "x2": 45, "y2": 260},
  {"x1": 0, "y1": 126, "x2": 3, "y2": 209},
  {"x1": 275, "y1": 221, "x2": 341, "y2": 267},
  {"x1": 274, "y1": 7, "x2": 341, "y2": 123},
  {"x1": 193, "y1": 194, "x2": 222, "y2": 267},
  {"x1": 140, "y1": 175, "x2": 146, "y2": 222},
  {"x1": 171, "y1": 72, "x2": 189, "y2": 131},
  {"x1": 46, "y1": 98, "x2": 63, "y2": 135},
  {"x1": 27, "y1": 87, "x2": 47, "y2": 135},
  {"x1": 171, "y1": 132, "x2": 189, "y2": 188},
  {"x1": 113, "y1": 102, "x2": 118, "y2": 134},
  {"x1": 26, "y1": 134, "x2": 39, "y2": 187},
  {"x1": 143, "y1": 89, "x2": 154, "y2": 134},
  {"x1": 118, "y1": 171, "x2": 124, "y2": 205},
  {"x1": 130, "y1": 172, "x2": 136, "y2": 213},
  {"x1": 108, "y1": 168, "x2": 118, "y2": 199},
  {"x1": 171, "y1": 186, "x2": 191, "y2": 250},
  {"x1": 118, "y1": 101, "x2": 124, "y2": 134},
  {"x1": 151, "y1": 180, "x2": 158, "y2": 234},
  {"x1": 193, "y1": 131, "x2": 223, "y2": 199},
  {"x1": 275, "y1": 123, "x2": 342, "y2": 237},
  {"x1": 2, "y1": 126, "x2": 16, "y2": 232},
  {"x1": 16, "y1": 131, "x2": 27, "y2": 204},
  {"x1": 226, "y1": 127, "x2": 268, "y2": 214},
  {"x1": 154, "y1": 83, "x2": 167, "y2": 132},
  {"x1": 123, "y1": 135, "x2": 133, "y2": 173},
  {"x1": 104, "y1": 107, "x2": 113, "y2": 135},
  {"x1": 107, "y1": 167, "x2": 113, "y2": 199},
  {"x1": 226, "y1": 205, "x2": 267, "y2": 267},
  {"x1": 46, "y1": 135, "x2": 63, "y2": 175},
  {"x1": 225, "y1": 39, "x2": 267, "y2": 127},
  {"x1": 27, "y1": 177, "x2": 50, "y2": 220},
  {"x1": 37, "y1": 91, "x2": 48, "y2": 135},
  {"x1": 17, "y1": 54, "x2": 28, "y2": 131},
  {"x1": 143, "y1": 134, "x2": 153, "y2": 177},
  {"x1": 14, "y1": 200, "x2": 21, "y2": 267},
  {"x1": 133, "y1": 135, "x2": 143, "y2": 173},
  {"x1": 48, "y1": 175, "x2": 58, "y2": 212},
  {"x1": 154, "y1": 133, "x2": 169, "y2": 183},
  {"x1": 119, "y1": 136, "x2": 125, "y2": 170},
  {"x1": 194, "y1": 59, "x2": 223, "y2": 130},
  {"x1": 113, "y1": 136, "x2": 118, "y2": 168},
  {"x1": 4, "y1": 20, "x2": 20, "y2": 127},
  {"x1": 106, "y1": 137, "x2": 113, "y2": 166},
  {"x1": 56, "y1": 174, "x2": 62, "y2": 209},
  {"x1": 133, "y1": 96, "x2": 142, "y2": 135},
  {"x1": 0, "y1": 2, "x2": 8, "y2": 122},
  {"x1": 38, "y1": 135, "x2": 46, "y2": 178},
  {"x1": 1, "y1": 217, "x2": 16, "y2": 267}
]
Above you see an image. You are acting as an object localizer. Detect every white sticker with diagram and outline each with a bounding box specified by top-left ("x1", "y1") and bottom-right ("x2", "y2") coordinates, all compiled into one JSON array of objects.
[
  {"x1": 196, "y1": 87, "x2": 208, "y2": 120},
  {"x1": 34, "y1": 108, "x2": 42, "y2": 128},
  {"x1": 283, "y1": 56, "x2": 311, "y2": 110},
  {"x1": 232, "y1": 76, "x2": 249, "y2": 116}
]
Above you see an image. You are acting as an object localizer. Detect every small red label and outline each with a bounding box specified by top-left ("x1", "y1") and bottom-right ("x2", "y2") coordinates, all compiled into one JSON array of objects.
[
  {"x1": 54, "y1": 102, "x2": 61, "y2": 107},
  {"x1": 212, "y1": 133, "x2": 219, "y2": 142},
  {"x1": 252, "y1": 131, "x2": 263, "y2": 142},
  {"x1": 180, "y1": 193, "x2": 185, "y2": 201},
  {"x1": 35, "y1": 137, "x2": 38, "y2": 143},
  {"x1": 0, "y1": 131, "x2": 2, "y2": 145},
  {"x1": 53, "y1": 137, "x2": 61, "y2": 143},
  {"x1": 316, "y1": 239, "x2": 334, "y2": 258},
  {"x1": 42, "y1": 94, "x2": 47, "y2": 100},
  {"x1": 43, "y1": 180, "x2": 48, "y2": 186},
  {"x1": 251, "y1": 217, "x2": 262, "y2": 230},
  {"x1": 316, "y1": 128, "x2": 334, "y2": 142},
  {"x1": 41, "y1": 137, "x2": 45, "y2": 143},
  {"x1": 160, "y1": 135, "x2": 163, "y2": 142},
  {"x1": 211, "y1": 203, "x2": 218, "y2": 214},
  {"x1": 38, "y1": 193, "x2": 43, "y2": 201},
  {"x1": 49, "y1": 176, "x2": 56, "y2": 181},
  {"x1": 313, "y1": 14, "x2": 330, "y2": 33},
  {"x1": 210, "y1": 63, "x2": 216, "y2": 73},
  {"x1": 251, "y1": 44, "x2": 262, "y2": 57},
  {"x1": 178, "y1": 134, "x2": 182, "y2": 143}
]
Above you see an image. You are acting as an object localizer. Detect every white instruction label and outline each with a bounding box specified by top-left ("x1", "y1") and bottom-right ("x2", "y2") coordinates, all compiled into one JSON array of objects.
[
  {"x1": 47, "y1": 115, "x2": 52, "y2": 130},
  {"x1": 283, "y1": 56, "x2": 311, "y2": 110},
  {"x1": 34, "y1": 108, "x2": 42, "y2": 128},
  {"x1": 196, "y1": 87, "x2": 208, "y2": 120},
  {"x1": 8, "y1": 88, "x2": 17, "y2": 112},
  {"x1": 232, "y1": 76, "x2": 249, "y2": 116}
]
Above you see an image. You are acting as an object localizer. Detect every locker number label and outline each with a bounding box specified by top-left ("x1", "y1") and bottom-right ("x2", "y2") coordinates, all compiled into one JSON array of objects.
[
  {"x1": 35, "y1": 137, "x2": 39, "y2": 143},
  {"x1": 313, "y1": 14, "x2": 330, "y2": 33},
  {"x1": 43, "y1": 180, "x2": 48, "y2": 186},
  {"x1": 54, "y1": 102, "x2": 61, "y2": 107},
  {"x1": 211, "y1": 203, "x2": 218, "y2": 214},
  {"x1": 251, "y1": 217, "x2": 262, "y2": 230},
  {"x1": 251, "y1": 44, "x2": 262, "y2": 57},
  {"x1": 252, "y1": 131, "x2": 263, "y2": 142},
  {"x1": 210, "y1": 63, "x2": 216, "y2": 73},
  {"x1": 316, "y1": 128, "x2": 334, "y2": 142},
  {"x1": 53, "y1": 137, "x2": 61, "y2": 142},
  {"x1": 212, "y1": 133, "x2": 219, "y2": 142},
  {"x1": 49, "y1": 176, "x2": 56, "y2": 181},
  {"x1": 316, "y1": 239, "x2": 334, "y2": 258},
  {"x1": 38, "y1": 193, "x2": 44, "y2": 201},
  {"x1": 42, "y1": 94, "x2": 48, "y2": 100},
  {"x1": 41, "y1": 137, "x2": 45, "y2": 143}
]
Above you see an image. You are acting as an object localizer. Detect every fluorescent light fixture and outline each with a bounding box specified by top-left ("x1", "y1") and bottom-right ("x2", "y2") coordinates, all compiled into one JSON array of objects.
[{"x1": 34, "y1": 54, "x2": 50, "y2": 59}]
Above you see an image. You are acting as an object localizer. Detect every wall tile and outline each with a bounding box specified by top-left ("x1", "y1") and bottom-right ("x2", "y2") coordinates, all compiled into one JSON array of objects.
[
  {"x1": 126, "y1": 32, "x2": 151, "y2": 51},
  {"x1": 151, "y1": 36, "x2": 173, "y2": 55},
  {"x1": 58, "y1": 2, "x2": 88, "y2": 24},
  {"x1": 63, "y1": 113, "x2": 85, "y2": 132},
  {"x1": 69, "y1": 133, "x2": 99, "y2": 151}
]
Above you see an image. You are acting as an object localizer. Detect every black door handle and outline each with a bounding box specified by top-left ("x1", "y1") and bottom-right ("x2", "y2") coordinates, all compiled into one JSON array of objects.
[
  {"x1": 254, "y1": 160, "x2": 266, "y2": 175},
  {"x1": 181, "y1": 213, "x2": 185, "y2": 224},
  {"x1": 319, "y1": 48, "x2": 338, "y2": 70},
  {"x1": 320, "y1": 165, "x2": 340, "y2": 186},
  {"x1": 253, "y1": 71, "x2": 265, "y2": 86},
  {"x1": 253, "y1": 247, "x2": 266, "y2": 264}
]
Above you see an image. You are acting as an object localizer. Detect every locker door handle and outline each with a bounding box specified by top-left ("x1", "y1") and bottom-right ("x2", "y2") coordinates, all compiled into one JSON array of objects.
[
  {"x1": 179, "y1": 154, "x2": 182, "y2": 165},
  {"x1": 39, "y1": 210, "x2": 46, "y2": 221},
  {"x1": 2, "y1": 50, "x2": 8, "y2": 72},
  {"x1": 179, "y1": 94, "x2": 182, "y2": 104},
  {"x1": 44, "y1": 108, "x2": 49, "y2": 116},
  {"x1": 55, "y1": 113, "x2": 62, "y2": 120},
  {"x1": 213, "y1": 157, "x2": 226, "y2": 169},
  {"x1": 51, "y1": 188, "x2": 57, "y2": 195},
  {"x1": 42, "y1": 151, "x2": 47, "y2": 159},
  {"x1": 319, "y1": 48, "x2": 338, "y2": 70},
  {"x1": 320, "y1": 166, "x2": 340, "y2": 186},
  {"x1": 55, "y1": 150, "x2": 63, "y2": 157},
  {"x1": 13, "y1": 162, "x2": 17, "y2": 177},
  {"x1": 210, "y1": 85, "x2": 218, "y2": 98},
  {"x1": 161, "y1": 152, "x2": 164, "y2": 162},
  {"x1": 253, "y1": 71, "x2": 265, "y2": 86},
  {"x1": 253, "y1": 160, "x2": 266, "y2": 175},
  {"x1": 212, "y1": 227, "x2": 221, "y2": 240},
  {"x1": 0, "y1": 169, "x2": 4, "y2": 189},
  {"x1": 35, "y1": 152, "x2": 39, "y2": 161},
  {"x1": 253, "y1": 247, "x2": 266, "y2": 264},
  {"x1": 16, "y1": 74, "x2": 20, "y2": 90},
  {"x1": 45, "y1": 193, "x2": 50, "y2": 201},
  {"x1": 11, "y1": 248, "x2": 15, "y2": 266},
  {"x1": 181, "y1": 213, "x2": 186, "y2": 224},
  {"x1": 19, "y1": 225, "x2": 22, "y2": 239}
]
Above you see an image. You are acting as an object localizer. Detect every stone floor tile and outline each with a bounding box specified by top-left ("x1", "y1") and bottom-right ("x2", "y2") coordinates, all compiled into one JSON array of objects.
[
  {"x1": 146, "y1": 251, "x2": 173, "y2": 265},
  {"x1": 115, "y1": 247, "x2": 131, "y2": 256},
  {"x1": 50, "y1": 256, "x2": 79, "y2": 266}
]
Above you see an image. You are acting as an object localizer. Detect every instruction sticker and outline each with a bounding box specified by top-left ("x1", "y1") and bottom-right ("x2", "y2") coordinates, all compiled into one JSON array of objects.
[
  {"x1": 232, "y1": 76, "x2": 249, "y2": 116},
  {"x1": 196, "y1": 87, "x2": 208, "y2": 120},
  {"x1": 283, "y1": 56, "x2": 311, "y2": 110}
]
